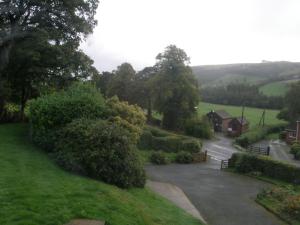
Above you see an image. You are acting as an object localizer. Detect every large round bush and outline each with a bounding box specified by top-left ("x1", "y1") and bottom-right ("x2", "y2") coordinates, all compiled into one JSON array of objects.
[
  {"x1": 54, "y1": 118, "x2": 146, "y2": 188},
  {"x1": 29, "y1": 83, "x2": 106, "y2": 151}
]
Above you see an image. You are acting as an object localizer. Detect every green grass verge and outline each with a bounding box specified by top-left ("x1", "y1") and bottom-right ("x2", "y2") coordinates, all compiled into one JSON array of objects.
[
  {"x1": 198, "y1": 102, "x2": 285, "y2": 129},
  {"x1": 0, "y1": 124, "x2": 203, "y2": 225}
]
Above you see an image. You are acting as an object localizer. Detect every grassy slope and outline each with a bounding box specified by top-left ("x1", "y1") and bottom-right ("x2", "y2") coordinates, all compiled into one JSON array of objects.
[
  {"x1": 259, "y1": 81, "x2": 289, "y2": 97},
  {"x1": 198, "y1": 102, "x2": 284, "y2": 129},
  {"x1": 0, "y1": 124, "x2": 202, "y2": 225}
]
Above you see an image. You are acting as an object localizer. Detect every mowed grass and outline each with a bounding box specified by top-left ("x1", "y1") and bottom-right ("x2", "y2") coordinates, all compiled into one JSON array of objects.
[
  {"x1": 198, "y1": 102, "x2": 285, "y2": 129},
  {"x1": 0, "y1": 124, "x2": 202, "y2": 225},
  {"x1": 259, "y1": 81, "x2": 289, "y2": 97}
]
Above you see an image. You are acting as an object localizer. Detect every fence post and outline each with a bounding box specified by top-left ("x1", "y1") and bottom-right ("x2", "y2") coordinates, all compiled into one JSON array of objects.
[{"x1": 267, "y1": 146, "x2": 270, "y2": 156}]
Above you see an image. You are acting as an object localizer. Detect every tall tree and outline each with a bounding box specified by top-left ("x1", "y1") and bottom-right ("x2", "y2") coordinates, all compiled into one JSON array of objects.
[
  {"x1": 131, "y1": 66, "x2": 157, "y2": 121},
  {"x1": 107, "y1": 63, "x2": 135, "y2": 102},
  {"x1": 0, "y1": 0, "x2": 98, "y2": 69},
  {"x1": 0, "y1": 0, "x2": 99, "y2": 117},
  {"x1": 152, "y1": 45, "x2": 200, "y2": 130},
  {"x1": 278, "y1": 81, "x2": 300, "y2": 121}
]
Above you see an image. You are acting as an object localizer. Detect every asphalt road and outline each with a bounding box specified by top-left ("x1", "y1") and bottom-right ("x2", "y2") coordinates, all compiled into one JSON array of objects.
[
  {"x1": 203, "y1": 134, "x2": 237, "y2": 161},
  {"x1": 146, "y1": 163, "x2": 285, "y2": 225},
  {"x1": 255, "y1": 139, "x2": 300, "y2": 167}
]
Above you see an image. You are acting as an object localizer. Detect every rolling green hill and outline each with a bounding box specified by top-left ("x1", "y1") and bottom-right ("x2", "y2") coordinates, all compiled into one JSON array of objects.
[
  {"x1": 259, "y1": 79, "x2": 300, "y2": 97},
  {"x1": 192, "y1": 61, "x2": 300, "y2": 87},
  {"x1": 0, "y1": 124, "x2": 202, "y2": 225}
]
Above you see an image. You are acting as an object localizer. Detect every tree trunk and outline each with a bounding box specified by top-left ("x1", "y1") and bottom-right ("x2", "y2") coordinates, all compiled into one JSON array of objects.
[{"x1": 147, "y1": 97, "x2": 152, "y2": 122}]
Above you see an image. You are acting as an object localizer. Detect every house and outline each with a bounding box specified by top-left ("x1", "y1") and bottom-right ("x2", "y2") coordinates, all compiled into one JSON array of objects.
[
  {"x1": 228, "y1": 117, "x2": 249, "y2": 137},
  {"x1": 207, "y1": 110, "x2": 233, "y2": 132},
  {"x1": 285, "y1": 121, "x2": 300, "y2": 144}
]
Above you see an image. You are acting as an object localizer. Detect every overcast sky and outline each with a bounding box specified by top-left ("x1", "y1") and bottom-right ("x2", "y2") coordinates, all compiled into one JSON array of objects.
[{"x1": 80, "y1": 0, "x2": 300, "y2": 72}]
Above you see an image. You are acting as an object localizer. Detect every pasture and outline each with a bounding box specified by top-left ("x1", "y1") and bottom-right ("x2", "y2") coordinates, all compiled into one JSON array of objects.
[{"x1": 198, "y1": 102, "x2": 285, "y2": 128}]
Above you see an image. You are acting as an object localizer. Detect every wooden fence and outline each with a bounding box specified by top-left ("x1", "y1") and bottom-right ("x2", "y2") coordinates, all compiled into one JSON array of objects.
[{"x1": 246, "y1": 145, "x2": 270, "y2": 156}]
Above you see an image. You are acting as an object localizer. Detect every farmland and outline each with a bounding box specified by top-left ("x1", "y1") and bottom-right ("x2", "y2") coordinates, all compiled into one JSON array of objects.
[{"x1": 198, "y1": 102, "x2": 285, "y2": 129}]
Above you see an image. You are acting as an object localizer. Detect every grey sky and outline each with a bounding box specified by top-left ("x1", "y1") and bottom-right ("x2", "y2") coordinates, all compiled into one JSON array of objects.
[{"x1": 80, "y1": 0, "x2": 300, "y2": 72}]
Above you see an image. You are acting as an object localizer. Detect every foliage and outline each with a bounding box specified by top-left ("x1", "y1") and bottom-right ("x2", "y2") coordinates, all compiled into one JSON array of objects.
[
  {"x1": 290, "y1": 143, "x2": 300, "y2": 160},
  {"x1": 107, "y1": 63, "x2": 136, "y2": 102},
  {"x1": 55, "y1": 118, "x2": 146, "y2": 188},
  {"x1": 201, "y1": 83, "x2": 283, "y2": 109},
  {"x1": 257, "y1": 186, "x2": 300, "y2": 223},
  {"x1": 150, "y1": 151, "x2": 169, "y2": 165},
  {"x1": 260, "y1": 81, "x2": 290, "y2": 97},
  {"x1": 235, "y1": 125, "x2": 285, "y2": 147},
  {"x1": 0, "y1": 123, "x2": 203, "y2": 225},
  {"x1": 29, "y1": 83, "x2": 106, "y2": 151},
  {"x1": 0, "y1": 0, "x2": 99, "y2": 118},
  {"x1": 138, "y1": 126, "x2": 202, "y2": 153},
  {"x1": 152, "y1": 45, "x2": 200, "y2": 130},
  {"x1": 175, "y1": 151, "x2": 194, "y2": 164},
  {"x1": 280, "y1": 81, "x2": 300, "y2": 122},
  {"x1": 184, "y1": 116, "x2": 213, "y2": 139},
  {"x1": 229, "y1": 153, "x2": 300, "y2": 183}
]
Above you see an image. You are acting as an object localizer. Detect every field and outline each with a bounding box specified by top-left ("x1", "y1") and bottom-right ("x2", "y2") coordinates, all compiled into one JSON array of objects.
[
  {"x1": 0, "y1": 124, "x2": 202, "y2": 225},
  {"x1": 198, "y1": 102, "x2": 285, "y2": 129},
  {"x1": 259, "y1": 81, "x2": 289, "y2": 97}
]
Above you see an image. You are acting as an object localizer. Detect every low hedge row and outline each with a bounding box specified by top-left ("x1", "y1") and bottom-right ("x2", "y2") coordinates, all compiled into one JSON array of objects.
[
  {"x1": 235, "y1": 124, "x2": 285, "y2": 147},
  {"x1": 229, "y1": 153, "x2": 300, "y2": 184},
  {"x1": 138, "y1": 126, "x2": 202, "y2": 153}
]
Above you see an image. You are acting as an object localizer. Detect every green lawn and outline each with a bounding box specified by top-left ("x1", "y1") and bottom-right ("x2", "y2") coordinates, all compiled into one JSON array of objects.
[
  {"x1": 198, "y1": 102, "x2": 285, "y2": 129},
  {"x1": 0, "y1": 124, "x2": 202, "y2": 225},
  {"x1": 259, "y1": 81, "x2": 289, "y2": 97}
]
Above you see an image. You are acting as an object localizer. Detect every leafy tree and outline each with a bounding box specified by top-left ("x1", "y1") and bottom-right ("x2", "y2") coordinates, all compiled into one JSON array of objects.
[
  {"x1": 0, "y1": 0, "x2": 98, "y2": 69},
  {"x1": 107, "y1": 63, "x2": 135, "y2": 101},
  {"x1": 279, "y1": 81, "x2": 300, "y2": 121},
  {"x1": 130, "y1": 66, "x2": 157, "y2": 121},
  {"x1": 0, "y1": 0, "x2": 99, "y2": 117},
  {"x1": 152, "y1": 45, "x2": 200, "y2": 130},
  {"x1": 92, "y1": 71, "x2": 114, "y2": 96}
]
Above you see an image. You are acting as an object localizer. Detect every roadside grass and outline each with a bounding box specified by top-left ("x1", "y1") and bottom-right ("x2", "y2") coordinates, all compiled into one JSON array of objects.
[
  {"x1": 197, "y1": 102, "x2": 285, "y2": 129},
  {"x1": 0, "y1": 123, "x2": 203, "y2": 225}
]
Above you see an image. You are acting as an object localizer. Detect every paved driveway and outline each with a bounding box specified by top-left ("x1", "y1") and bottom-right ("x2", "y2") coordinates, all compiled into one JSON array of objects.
[
  {"x1": 255, "y1": 139, "x2": 300, "y2": 167},
  {"x1": 203, "y1": 134, "x2": 237, "y2": 161},
  {"x1": 146, "y1": 162, "x2": 285, "y2": 225}
]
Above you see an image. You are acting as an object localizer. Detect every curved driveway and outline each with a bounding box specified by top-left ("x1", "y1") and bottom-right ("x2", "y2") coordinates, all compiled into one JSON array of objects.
[{"x1": 146, "y1": 162, "x2": 285, "y2": 225}]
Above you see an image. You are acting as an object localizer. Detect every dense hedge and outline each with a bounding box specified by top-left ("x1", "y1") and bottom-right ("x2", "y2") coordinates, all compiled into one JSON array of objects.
[
  {"x1": 29, "y1": 83, "x2": 106, "y2": 151},
  {"x1": 55, "y1": 118, "x2": 146, "y2": 188},
  {"x1": 175, "y1": 151, "x2": 193, "y2": 164},
  {"x1": 184, "y1": 116, "x2": 213, "y2": 139},
  {"x1": 150, "y1": 151, "x2": 169, "y2": 165},
  {"x1": 235, "y1": 124, "x2": 285, "y2": 147},
  {"x1": 138, "y1": 126, "x2": 202, "y2": 153},
  {"x1": 229, "y1": 153, "x2": 300, "y2": 183},
  {"x1": 290, "y1": 143, "x2": 300, "y2": 160}
]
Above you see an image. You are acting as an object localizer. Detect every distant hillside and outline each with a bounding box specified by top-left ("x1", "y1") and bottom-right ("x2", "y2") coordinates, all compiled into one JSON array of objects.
[{"x1": 192, "y1": 61, "x2": 300, "y2": 87}]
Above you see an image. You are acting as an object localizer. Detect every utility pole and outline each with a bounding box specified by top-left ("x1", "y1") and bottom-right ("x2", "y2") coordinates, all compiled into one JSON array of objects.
[
  {"x1": 259, "y1": 110, "x2": 266, "y2": 127},
  {"x1": 240, "y1": 105, "x2": 245, "y2": 136}
]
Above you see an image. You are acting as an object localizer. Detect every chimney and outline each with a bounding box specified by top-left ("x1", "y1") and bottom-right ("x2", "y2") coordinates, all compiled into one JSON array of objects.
[{"x1": 297, "y1": 121, "x2": 300, "y2": 142}]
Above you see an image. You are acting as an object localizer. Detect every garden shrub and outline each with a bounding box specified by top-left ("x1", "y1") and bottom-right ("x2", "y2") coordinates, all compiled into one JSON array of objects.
[
  {"x1": 184, "y1": 116, "x2": 213, "y2": 139},
  {"x1": 290, "y1": 143, "x2": 300, "y2": 160},
  {"x1": 29, "y1": 83, "x2": 106, "y2": 151},
  {"x1": 282, "y1": 195, "x2": 300, "y2": 220},
  {"x1": 150, "y1": 151, "x2": 169, "y2": 165},
  {"x1": 235, "y1": 124, "x2": 285, "y2": 147},
  {"x1": 138, "y1": 126, "x2": 202, "y2": 153},
  {"x1": 175, "y1": 151, "x2": 193, "y2": 164},
  {"x1": 54, "y1": 118, "x2": 146, "y2": 188},
  {"x1": 229, "y1": 153, "x2": 300, "y2": 183},
  {"x1": 106, "y1": 96, "x2": 146, "y2": 143}
]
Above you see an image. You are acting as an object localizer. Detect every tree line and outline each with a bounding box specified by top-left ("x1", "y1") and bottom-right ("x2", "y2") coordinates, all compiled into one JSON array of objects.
[{"x1": 201, "y1": 83, "x2": 284, "y2": 109}]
